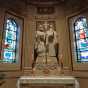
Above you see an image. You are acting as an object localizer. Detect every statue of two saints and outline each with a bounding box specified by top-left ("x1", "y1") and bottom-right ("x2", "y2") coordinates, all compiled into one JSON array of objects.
[{"x1": 32, "y1": 21, "x2": 59, "y2": 69}]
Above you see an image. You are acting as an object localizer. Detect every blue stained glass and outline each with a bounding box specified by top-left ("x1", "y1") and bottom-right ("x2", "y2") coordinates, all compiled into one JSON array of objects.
[
  {"x1": 6, "y1": 19, "x2": 17, "y2": 31},
  {"x1": 77, "y1": 40, "x2": 88, "y2": 52},
  {"x1": 75, "y1": 21, "x2": 83, "y2": 30},
  {"x1": 5, "y1": 39, "x2": 12, "y2": 44},
  {"x1": 6, "y1": 30, "x2": 16, "y2": 40},
  {"x1": 80, "y1": 51, "x2": 88, "y2": 61},
  {"x1": 1, "y1": 18, "x2": 19, "y2": 63},
  {"x1": 74, "y1": 17, "x2": 88, "y2": 62},
  {"x1": 8, "y1": 41, "x2": 16, "y2": 50},
  {"x1": 4, "y1": 51, "x2": 13, "y2": 59},
  {"x1": 3, "y1": 50, "x2": 15, "y2": 63},
  {"x1": 75, "y1": 17, "x2": 87, "y2": 31},
  {"x1": 86, "y1": 31, "x2": 88, "y2": 37}
]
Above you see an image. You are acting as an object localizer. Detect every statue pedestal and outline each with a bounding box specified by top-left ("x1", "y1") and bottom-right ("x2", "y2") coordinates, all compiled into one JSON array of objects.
[{"x1": 32, "y1": 56, "x2": 61, "y2": 76}]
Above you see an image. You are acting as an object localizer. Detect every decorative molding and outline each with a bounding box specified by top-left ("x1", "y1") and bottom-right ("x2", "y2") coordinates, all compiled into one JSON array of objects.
[
  {"x1": 37, "y1": 7, "x2": 55, "y2": 14},
  {"x1": 23, "y1": 67, "x2": 32, "y2": 70},
  {"x1": 34, "y1": 15, "x2": 57, "y2": 20}
]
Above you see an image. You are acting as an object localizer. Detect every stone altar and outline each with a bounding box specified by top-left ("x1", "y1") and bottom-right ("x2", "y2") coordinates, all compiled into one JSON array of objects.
[{"x1": 17, "y1": 76, "x2": 79, "y2": 88}]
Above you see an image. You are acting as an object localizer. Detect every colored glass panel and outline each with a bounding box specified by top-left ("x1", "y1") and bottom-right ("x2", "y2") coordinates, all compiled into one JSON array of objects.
[
  {"x1": 5, "y1": 30, "x2": 16, "y2": 40},
  {"x1": 3, "y1": 50, "x2": 15, "y2": 59},
  {"x1": 74, "y1": 17, "x2": 88, "y2": 62},
  {"x1": 6, "y1": 19, "x2": 17, "y2": 31},
  {"x1": 0, "y1": 18, "x2": 19, "y2": 63}
]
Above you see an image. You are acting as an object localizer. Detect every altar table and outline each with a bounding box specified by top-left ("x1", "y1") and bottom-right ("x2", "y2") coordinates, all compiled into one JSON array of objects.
[{"x1": 17, "y1": 76, "x2": 79, "y2": 88}]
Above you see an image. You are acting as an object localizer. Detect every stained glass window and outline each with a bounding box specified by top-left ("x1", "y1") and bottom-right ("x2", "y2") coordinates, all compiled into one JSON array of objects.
[
  {"x1": 74, "y1": 17, "x2": 88, "y2": 62},
  {"x1": 0, "y1": 18, "x2": 19, "y2": 63}
]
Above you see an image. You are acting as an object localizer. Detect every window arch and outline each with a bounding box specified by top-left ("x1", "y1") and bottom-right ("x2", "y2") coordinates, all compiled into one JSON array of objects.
[
  {"x1": 74, "y1": 17, "x2": 88, "y2": 62},
  {"x1": 0, "y1": 18, "x2": 20, "y2": 63}
]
